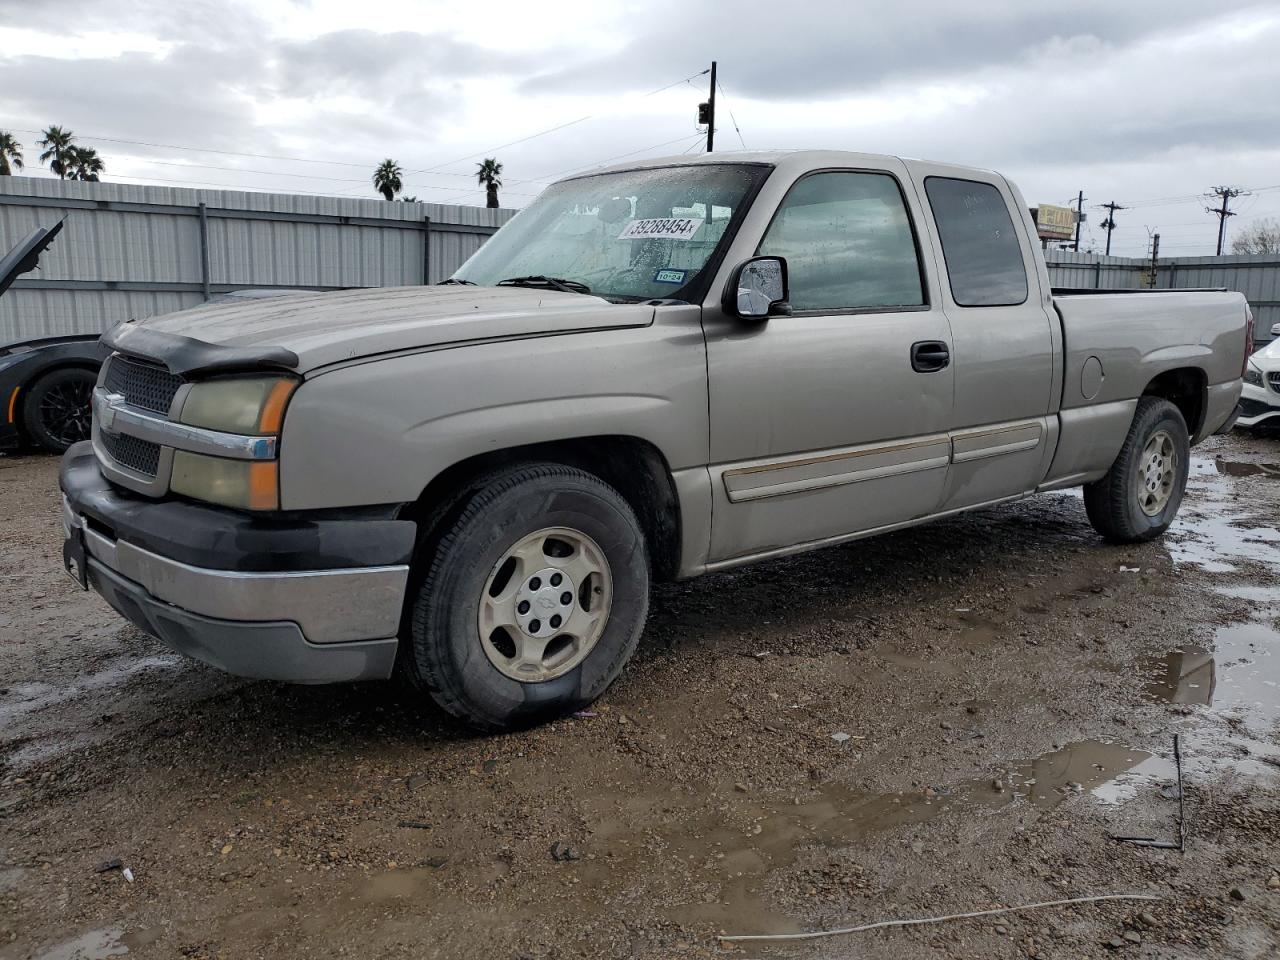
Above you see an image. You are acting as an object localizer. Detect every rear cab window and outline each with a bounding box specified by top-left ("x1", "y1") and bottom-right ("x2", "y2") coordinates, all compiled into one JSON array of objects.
[{"x1": 924, "y1": 177, "x2": 1028, "y2": 307}]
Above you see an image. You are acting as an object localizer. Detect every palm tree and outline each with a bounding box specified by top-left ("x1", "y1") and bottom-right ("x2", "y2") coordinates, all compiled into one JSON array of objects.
[
  {"x1": 372, "y1": 159, "x2": 403, "y2": 201},
  {"x1": 477, "y1": 158, "x2": 502, "y2": 208},
  {"x1": 37, "y1": 126, "x2": 77, "y2": 179},
  {"x1": 66, "y1": 146, "x2": 105, "y2": 181},
  {"x1": 0, "y1": 132, "x2": 23, "y2": 176}
]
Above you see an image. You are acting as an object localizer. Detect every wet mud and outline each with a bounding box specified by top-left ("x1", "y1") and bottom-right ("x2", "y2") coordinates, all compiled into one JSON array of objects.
[{"x1": 2, "y1": 433, "x2": 1278, "y2": 959}]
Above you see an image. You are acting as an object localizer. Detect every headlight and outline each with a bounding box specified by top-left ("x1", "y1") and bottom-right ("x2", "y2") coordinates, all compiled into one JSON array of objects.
[
  {"x1": 1244, "y1": 365, "x2": 1264, "y2": 387},
  {"x1": 179, "y1": 376, "x2": 296, "y2": 434},
  {"x1": 171, "y1": 376, "x2": 296, "y2": 510}
]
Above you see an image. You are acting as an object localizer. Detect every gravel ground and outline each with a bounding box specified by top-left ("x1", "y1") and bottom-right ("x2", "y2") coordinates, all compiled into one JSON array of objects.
[{"x1": 1, "y1": 433, "x2": 1278, "y2": 960}]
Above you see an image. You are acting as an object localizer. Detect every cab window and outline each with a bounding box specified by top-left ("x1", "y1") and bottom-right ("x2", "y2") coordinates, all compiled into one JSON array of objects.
[{"x1": 757, "y1": 171, "x2": 925, "y2": 312}]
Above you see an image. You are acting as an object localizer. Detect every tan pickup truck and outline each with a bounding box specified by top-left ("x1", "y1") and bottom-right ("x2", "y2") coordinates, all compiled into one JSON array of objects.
[{"x1": 55, "y1": 151, "x2": 1251, "y2": 729}]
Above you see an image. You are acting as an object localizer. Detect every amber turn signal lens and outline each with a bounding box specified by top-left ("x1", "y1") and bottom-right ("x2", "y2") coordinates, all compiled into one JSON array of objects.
[
  {"x1": 247, "y1": 461, "x2": 280, "y2": 511},
  {"x1": 257, "y1": 379, "x2": 297, "y2": 434}
]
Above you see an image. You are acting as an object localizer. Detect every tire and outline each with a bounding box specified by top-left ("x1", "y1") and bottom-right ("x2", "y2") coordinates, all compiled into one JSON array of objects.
[
  {"x1": 1083, "y1": 397, "x2": 1190, "y2": 543},
  {"x1": 21, "y1": 367, "x2": 97, "y2": 452},
  {"x1": 402, "y1": 462, "x2": 650, "y2": 731}
]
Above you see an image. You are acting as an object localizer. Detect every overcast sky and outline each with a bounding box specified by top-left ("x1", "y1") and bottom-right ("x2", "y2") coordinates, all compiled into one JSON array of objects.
[{"x1": 1, "y1": 0, "x2": 1277, "y2": 256}]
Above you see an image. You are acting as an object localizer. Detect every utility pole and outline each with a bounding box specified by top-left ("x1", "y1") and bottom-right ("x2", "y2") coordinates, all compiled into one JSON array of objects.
[
  {"x1": 706, "y1": 61, "x2": 717, "y2": 153},
  {"x1": 1099, "y1": 201, "x2": 1124, "y2": 256},
  {"x1": 1148, "y1": 233, "x2": 1160, "y2": 288},
  {"x1": 1206, "y1": 186, "x2": 1246, "y2": 255},
  {"x1": 1073, "y1": 190, "x2": 1086, "y2": 250}
]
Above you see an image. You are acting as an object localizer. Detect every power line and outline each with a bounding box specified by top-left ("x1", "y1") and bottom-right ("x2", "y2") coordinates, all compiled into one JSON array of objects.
[
  {"x1": 716, "y1": 77, "x2": 747, "y2": 149},
  {"x1": 401, "y1": 68, "x2": 712, "y2": 177},
  {"x1": 11, "y1": 126, "x2": 548, "y2": 186},
  {"x1": 101, "y1": 154, "x2": 536, "y2": 198},
  {"x1": 321, "y1": 131, "x2": 708, "y2": 203},
  {"x1": 533, "y1": 132, "x2": 707, "y2": 181},
  {"x1": 1120, "y1": 182, "x2": 1280, "y2": 209},
  {"x1": 96, "y1": 171, "x2": 413, "y2": 199}
]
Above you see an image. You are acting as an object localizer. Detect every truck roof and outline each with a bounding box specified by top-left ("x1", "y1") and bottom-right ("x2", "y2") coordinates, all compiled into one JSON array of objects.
[{"x1": 573, "y1": 149, "x2": 1001, "y2": 183}]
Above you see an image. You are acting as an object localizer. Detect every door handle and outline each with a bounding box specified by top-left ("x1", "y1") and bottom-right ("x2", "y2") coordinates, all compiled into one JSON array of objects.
[{"x1": 911, "y1": 340, "x2": 950, "y2": 373}]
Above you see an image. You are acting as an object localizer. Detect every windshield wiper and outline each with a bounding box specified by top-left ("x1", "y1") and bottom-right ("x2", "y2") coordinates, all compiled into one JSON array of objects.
[
  {"x1": 437, "y1": 277, "x2": 476, "y2": 285},
  {"x1": 497, "y1": 275, "x2": 591, "y2": 295}
]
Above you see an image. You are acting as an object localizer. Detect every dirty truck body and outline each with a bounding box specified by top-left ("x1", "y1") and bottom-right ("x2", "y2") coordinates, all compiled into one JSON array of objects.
[{"x1": 57, "y1": 151, "x2": 1250, "y2": 729}]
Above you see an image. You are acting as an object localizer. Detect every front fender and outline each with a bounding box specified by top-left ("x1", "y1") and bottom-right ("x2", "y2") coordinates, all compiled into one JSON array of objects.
[{"x1": 279, "y1": 319, "x2": 708, "y2": 511}]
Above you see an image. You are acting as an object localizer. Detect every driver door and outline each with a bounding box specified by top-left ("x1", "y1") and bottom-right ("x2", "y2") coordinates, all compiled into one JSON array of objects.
[{"x1": 701, "y1": 163, "x2": 955, "y2": 565}]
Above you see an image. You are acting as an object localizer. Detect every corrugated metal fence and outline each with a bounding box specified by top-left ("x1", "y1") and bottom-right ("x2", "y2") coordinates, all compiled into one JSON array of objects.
[
  {"x1": 6, "y1": 178, "x2": 1275, "y2": 347},
  {"x1": 1046, "y1": 249, "x2": 1280, "y2": 342},
  {"x1": 0, "y1": 176, "x2": 517, "y2": 343}
]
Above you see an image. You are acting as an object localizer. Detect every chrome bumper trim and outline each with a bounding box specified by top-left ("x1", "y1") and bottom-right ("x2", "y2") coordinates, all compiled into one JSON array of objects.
[
  {"x1": 66, "y1": 498, "x2": 408, "y2": 644},
  {"x1": 92, "y1": 387, "x2": 277, "y2": 460}
]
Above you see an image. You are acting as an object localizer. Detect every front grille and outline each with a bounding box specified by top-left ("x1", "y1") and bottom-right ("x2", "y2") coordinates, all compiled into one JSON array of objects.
[
  {"x1": 1268, "y1": 371, "x2": 1280, "y2": 394},
  {"x1": 100, "y1": 429, "x2": 161, "y2": 478},
  {"x1": 103, "y1": 355, "x2": 184, "y2": 414}
]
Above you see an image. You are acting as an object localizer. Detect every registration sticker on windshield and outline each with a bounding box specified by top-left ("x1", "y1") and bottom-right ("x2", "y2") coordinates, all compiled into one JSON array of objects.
[
  {"x1": 617, "y1": 217, "x2": 704, "y2": 241},
  {"x1": 654, "y1": 269, "x2": 687, "y2": 284}
]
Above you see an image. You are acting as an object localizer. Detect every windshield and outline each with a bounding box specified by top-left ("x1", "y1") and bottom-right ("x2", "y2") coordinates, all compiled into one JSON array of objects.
[{"x1": 452, "y1": 163, "x2": 770, "y2": 301}]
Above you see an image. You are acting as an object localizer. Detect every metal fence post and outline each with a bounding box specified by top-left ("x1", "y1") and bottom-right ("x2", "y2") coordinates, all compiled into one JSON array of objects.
[
  {"x1": 422, "y1": 215, "x2": 431, "y2": 284},
  {"x1": 198, "y1": 202, "x2": 212, "y2": 301}
]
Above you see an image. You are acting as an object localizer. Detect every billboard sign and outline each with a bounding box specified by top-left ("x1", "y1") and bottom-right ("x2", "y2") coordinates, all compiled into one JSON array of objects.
[{"x1": 1035, "y1": 204, "x2": 1077, "y2": 241}]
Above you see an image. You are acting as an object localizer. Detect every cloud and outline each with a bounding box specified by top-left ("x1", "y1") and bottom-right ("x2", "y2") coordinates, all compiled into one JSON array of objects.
[
  {"x1": 0, "y1": 0, "x2": 1278, "y2": 255},
  {"x1": 523, "y1": 0, "x2": 1266, "y2": 100},
  {"x1": 0, "y1": 46, "x2": 272, "y2": 151},
  {"x1": 272, "y1": 30, "x2": 537, "y2": 101}
]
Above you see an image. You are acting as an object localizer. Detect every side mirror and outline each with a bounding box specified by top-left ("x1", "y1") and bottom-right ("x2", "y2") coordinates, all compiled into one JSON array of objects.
[
  {"x1": 1271, "y1": 322, "x2": 1280, "y2": 337},
  {"x1": 723, "y1": 256, "x2": 791, "y2": 321}
]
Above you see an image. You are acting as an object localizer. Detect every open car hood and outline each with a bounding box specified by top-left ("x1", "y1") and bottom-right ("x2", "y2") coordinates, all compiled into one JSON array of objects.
[{"x1": 0, "y1": 220, "x2": 63, "y2": 299}]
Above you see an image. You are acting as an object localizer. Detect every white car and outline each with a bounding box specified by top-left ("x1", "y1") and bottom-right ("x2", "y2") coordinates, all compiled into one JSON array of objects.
[{"x1": 1240, "y1": 324, "x2": 1280, "y2": 429}]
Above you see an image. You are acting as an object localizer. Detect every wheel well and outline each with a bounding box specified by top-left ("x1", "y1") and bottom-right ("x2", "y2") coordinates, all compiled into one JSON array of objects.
[
  {"x1": 1142, "y1": 367, "x2": 1206, "y2": 438},
  {"x1": 400, "y1": 436, "x2": 683, "y2": 582}
]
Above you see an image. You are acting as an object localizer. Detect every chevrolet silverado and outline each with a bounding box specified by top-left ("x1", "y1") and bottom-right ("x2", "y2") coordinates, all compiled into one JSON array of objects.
[{"x1": 55, "y1": 151, "x2": 1251, "y2": 729}]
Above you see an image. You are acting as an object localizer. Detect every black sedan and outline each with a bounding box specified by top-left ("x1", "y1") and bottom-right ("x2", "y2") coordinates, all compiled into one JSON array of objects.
[{"x1": 0, "y1": 334, "x2": 108, "y2": 452}]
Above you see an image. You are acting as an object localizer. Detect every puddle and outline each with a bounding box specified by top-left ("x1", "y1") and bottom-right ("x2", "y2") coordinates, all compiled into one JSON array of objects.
[
  {"x1": 1145, "y1": 620, "x2": 1279, "y2": 729},
  {"x1": 35, "y1": 927, "x2": 128, "y2": 960},
  {"x1": 1215, "y1": 584, "x2": 1280, "y2": 603},
  {"x1": 586, "y1": 739, "x2": 1167, "y2": 934},
  {"x1": 1167, "y1": 458, "x2": 1280, "y2": 572},
  {"x1": 0, "y1": 655, "x2": 181, "y2": 729},
  {"x1": 1213, "y1": 458, "x2": 1280, "y2": 479}
]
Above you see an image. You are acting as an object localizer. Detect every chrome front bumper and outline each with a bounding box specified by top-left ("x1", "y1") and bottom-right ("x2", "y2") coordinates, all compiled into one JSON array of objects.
[{"x1": 60, "y1": 492, "x2": 409, "y2": 684}]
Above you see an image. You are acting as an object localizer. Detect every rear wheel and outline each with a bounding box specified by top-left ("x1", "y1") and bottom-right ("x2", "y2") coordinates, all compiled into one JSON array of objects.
[
  {"x1": 1084, "y1": 397, "x2": 1190, "y2": 543},
  {"x1": 402, "y1": 463, "x2": 650, "y2": 731},
  {"x1": 22, "y1": 367, "x2": 97, "y2": 452}
]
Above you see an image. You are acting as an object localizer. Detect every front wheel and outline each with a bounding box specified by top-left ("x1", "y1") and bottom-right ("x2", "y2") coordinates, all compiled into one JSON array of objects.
[
  {"x1": 22, "y1": 367, "x2": 97, "y2": 452},
  {"x1": 1084, "y1": 397, "x2": 1190, "y2": 543},
  {"x1": 402, "y1": 463, "x2": 650, "y2": 731}
]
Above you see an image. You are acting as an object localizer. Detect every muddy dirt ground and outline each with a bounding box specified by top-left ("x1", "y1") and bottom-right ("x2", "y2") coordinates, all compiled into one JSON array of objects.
[{"x1": 2, "y1": 434, "x2": 1278, "y2": 960}]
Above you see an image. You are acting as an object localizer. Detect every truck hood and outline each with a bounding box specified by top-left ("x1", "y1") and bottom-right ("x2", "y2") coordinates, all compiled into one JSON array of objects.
[{"x1": 103, "y1": 285, "x2": 656, "y2": 376}]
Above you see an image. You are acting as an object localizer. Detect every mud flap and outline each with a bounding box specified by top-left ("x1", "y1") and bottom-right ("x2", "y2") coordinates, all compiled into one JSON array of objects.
[{"x1": 63, "y1": 524, "x2": 88, "y2": 589}]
